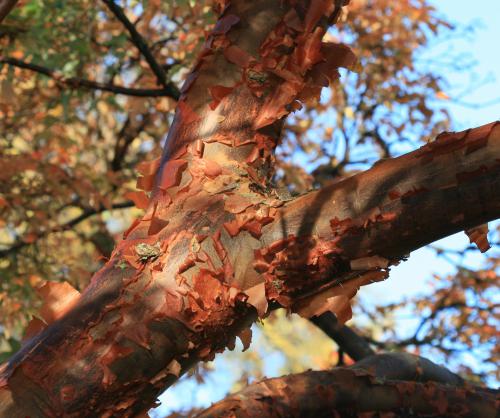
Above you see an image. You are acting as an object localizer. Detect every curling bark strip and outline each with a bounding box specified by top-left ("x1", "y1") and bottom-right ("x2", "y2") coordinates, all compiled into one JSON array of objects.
[{"x1": 0, "y1": 0, "x2": 499, "y2": 416}]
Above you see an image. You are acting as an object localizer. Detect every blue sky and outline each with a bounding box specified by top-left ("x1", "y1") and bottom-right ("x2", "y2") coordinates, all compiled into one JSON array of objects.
[
  {"x1": 428, "y1": 0, "x2": 500, "y2": 128},
  {"x1": 367, "y1": 0, "x2": 500, "y2": 302},
  {"x1": 151, "y1": 1, "x2": 500, "y2": 416},
  {"x1": 359, "y1": 0, "x2": 500, "y2": 384}
]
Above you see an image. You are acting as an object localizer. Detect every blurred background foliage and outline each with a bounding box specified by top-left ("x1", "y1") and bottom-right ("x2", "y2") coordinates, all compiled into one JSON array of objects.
[{"x1": 0, "y1": 0, "x2": 498, "y2": 409}]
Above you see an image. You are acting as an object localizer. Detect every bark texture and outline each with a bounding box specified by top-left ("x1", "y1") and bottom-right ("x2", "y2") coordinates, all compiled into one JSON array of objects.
[
  {"x1": 0, "y1": 0, "x2": 499, "y2": 416},
  {"x1": 195, "y1": 353, "x2": 499, "y2": 418}
]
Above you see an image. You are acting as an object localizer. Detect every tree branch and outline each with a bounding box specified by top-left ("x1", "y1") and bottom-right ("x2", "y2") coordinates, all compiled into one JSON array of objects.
[
  {"x1": 0, "y1": 0, "x2": 17, "y2": 23},
  {"x1": 195, "y1": 353, "x2": 497, "y2": 418},
  {"x1": 0, "y1": 56, "x2": 180, "y2": 99},
  {"x1": 310, "y1": 312, "x2": 375, "y2": 360},
  {"x1": 0, "y1": 201, "x2": 134, "y2": 258},
  {"x1": 264, "y1": 122, "x2": 500, "y2": 318},
  {"x1": 110, "y1": 113, "x2": 151, "y2": 172},
  {"x1": 101, "y1": 0, "x2": 174, "y2": 93}
]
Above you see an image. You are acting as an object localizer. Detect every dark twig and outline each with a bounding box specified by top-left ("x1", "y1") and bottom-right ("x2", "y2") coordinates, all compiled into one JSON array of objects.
[
  {"x1": 310, "y1": 312, "x2": 375, "y2": 361},
  {"x1": 0, "y1": 0, "x2": 17, "y2": 23},
  {"x1": 0, "y1": 201, "x2": 134, "y2": 258},
  {"x1": 111, "y1": 113, "x2": 151, "y2": 171},
  {"x1": 101, "y1": 0, "x2": 178, "y2": 97},
  {"x1": 0, "y1": 56, "x2": 180, "y2": 99}
]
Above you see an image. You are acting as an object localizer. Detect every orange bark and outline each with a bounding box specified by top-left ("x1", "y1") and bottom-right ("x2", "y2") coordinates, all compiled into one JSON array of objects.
[
  {"x1": 0, "y1": 1, "x2": 499, "y2": 416},
  {"x1": 195, "y1": 353, "x2": 499, "y2": 418}
]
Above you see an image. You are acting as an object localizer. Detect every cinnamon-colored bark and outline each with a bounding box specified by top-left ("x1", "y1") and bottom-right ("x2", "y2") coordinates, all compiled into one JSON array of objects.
[
  {"x1": 0, "y1": 0, "x2": 498, "y2": 416},
  {"x1": 195, "y1": 353, "x2": 499, "y2": 418}
]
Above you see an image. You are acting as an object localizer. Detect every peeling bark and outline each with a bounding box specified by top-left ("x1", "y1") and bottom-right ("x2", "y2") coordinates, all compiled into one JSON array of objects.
[
  {"x1": 0, "y1": 0, "x2": 499, "y2": 416},
  {"x1": 264, "y1": 121, "x2": 500, "y2": 318},
  {"x1": 195, "y1": 353, "x2": 499, "y2": 418}
]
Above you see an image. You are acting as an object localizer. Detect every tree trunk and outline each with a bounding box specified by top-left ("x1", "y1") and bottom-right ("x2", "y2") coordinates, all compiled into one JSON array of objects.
[{"x1": 0, "y1": 0, "x2": 499, "y2": 416}]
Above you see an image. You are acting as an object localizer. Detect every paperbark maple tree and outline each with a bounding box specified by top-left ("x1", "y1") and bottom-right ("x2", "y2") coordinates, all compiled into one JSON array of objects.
[{"x1": 0, "y1": 0, "x2": 499, "y2": 417}]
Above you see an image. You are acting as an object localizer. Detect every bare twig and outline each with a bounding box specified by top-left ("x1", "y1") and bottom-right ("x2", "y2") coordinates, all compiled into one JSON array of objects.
[
  {"x1": 0, "y1": 56, "x2": 180, "y2": 98},
  {"x1": 0, "y1": 201, "x2": 134, "y2": 258},
  {"x1": 110, "y1": 113, "x2": 151, "y2": 171},
  {"x1": 101, "y1": 0, "x2": 175, "y2": 93},
  {"x1": 310, "y1": 312, "x2": 375, "y2": 360}
]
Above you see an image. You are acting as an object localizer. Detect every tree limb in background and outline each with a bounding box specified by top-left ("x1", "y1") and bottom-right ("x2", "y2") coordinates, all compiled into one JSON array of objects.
[
  {"x1": 195, "y1": 353, "x2": 497, "y2": 418},
  {"x1": 110, "y1": 113, "x2": 152, "y2": 172},
  {"x1": 0, "y1": 201, "x2": 134, "y2": 258},
  {"x1": 0, "y1": 0, "x2": 17, "y2": 23},
  {"x1": 0, "y1": 57, "x2": 180, "y2": 99},
  {"x1": 310, "y1": 312, "x2": 375, "y2": 361},
  {"x1": 101, "y1": 0, "x2": 174, "y2": 92}
]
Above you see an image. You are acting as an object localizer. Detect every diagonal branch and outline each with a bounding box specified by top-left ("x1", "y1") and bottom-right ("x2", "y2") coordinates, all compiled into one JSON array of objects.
[
  {"x1": 264, "y1": 122, "x2": 500, "y2": 320},
  {"x1": 310, "y1": 312, "x2": 375, "y2": 360},
  {"x1": 101, "y1": 0, "x2": 174, "y2": 92},
  {"x1": 0, "y1": 0, "x2": 17, "y2": 23},
  {"x1": 0, "y1": 56, "x2": 180, "y2": 98}
]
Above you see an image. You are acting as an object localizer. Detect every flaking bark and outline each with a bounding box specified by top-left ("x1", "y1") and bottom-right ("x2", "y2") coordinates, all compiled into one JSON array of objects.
[
  {"x1": 0, "y1": 1, "x2": 498, "y2": 416},
  {"x1": 195, "y1": 353, "x2": 499, "y2": 418}
]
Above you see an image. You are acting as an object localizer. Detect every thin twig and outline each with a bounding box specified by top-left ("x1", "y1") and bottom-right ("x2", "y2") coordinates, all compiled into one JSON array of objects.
[
  {"x1": 0, "y1": 56, "x2": 180, "y2": 99},
  {"x1": 101, "y1": 0, "x2": 176, "y2": 95},
  {"x1": 0, "y1": 201, "x2": 134, "y2": 258}
]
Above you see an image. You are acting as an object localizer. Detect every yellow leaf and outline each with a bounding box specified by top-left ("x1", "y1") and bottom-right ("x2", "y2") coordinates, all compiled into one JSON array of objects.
[{"x1": 47, "y1": 105, "x2": 63, "y2": 117}]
